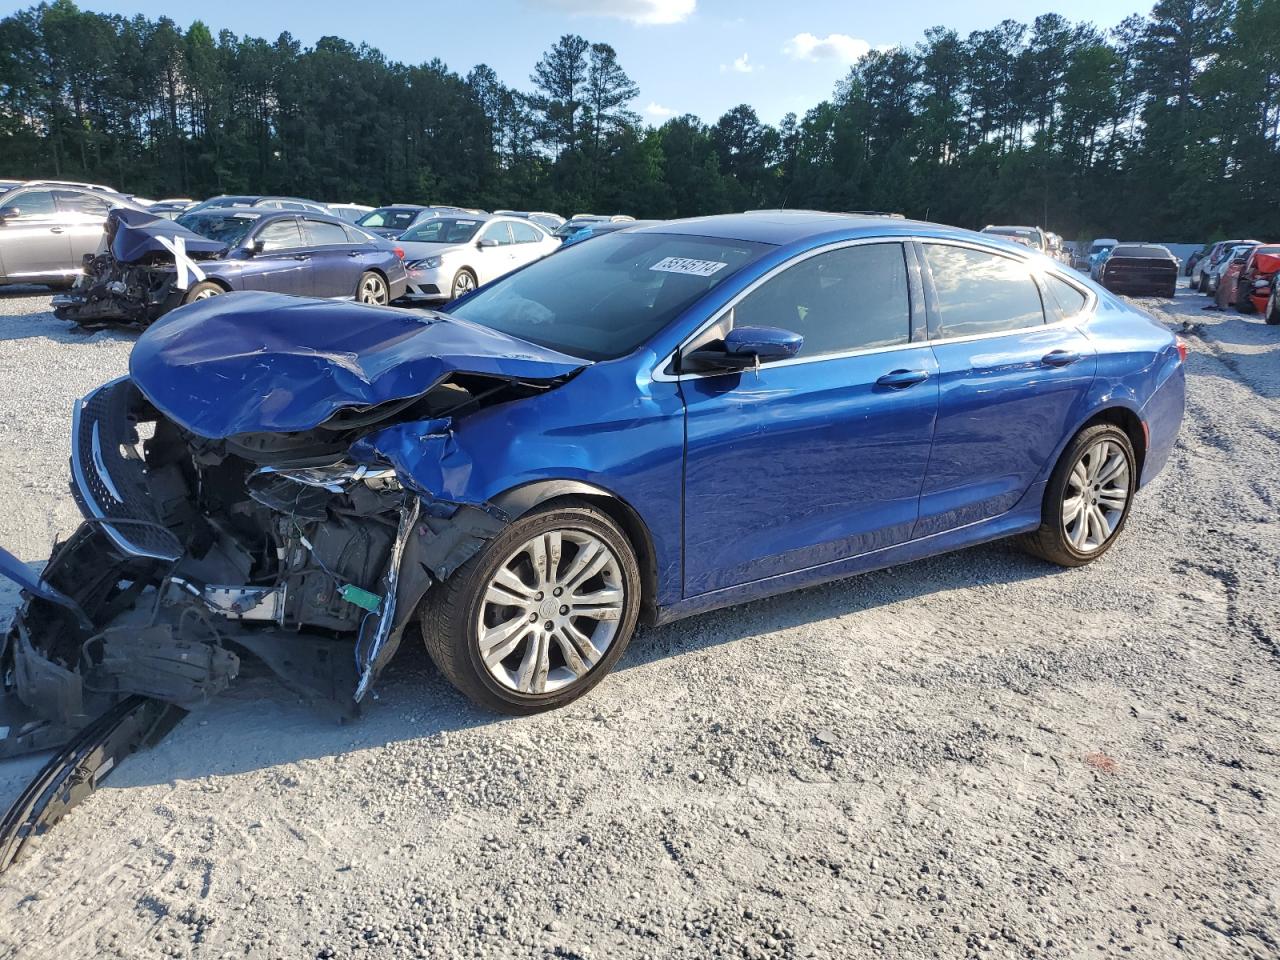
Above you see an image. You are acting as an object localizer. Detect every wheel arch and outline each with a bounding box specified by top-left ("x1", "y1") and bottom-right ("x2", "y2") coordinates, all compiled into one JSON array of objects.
[
  {"x1": 357, "y1": 267, "x2": 389, "y2": 296},
  {"x1": 1078, "y1": 406, "x2": 1147, "y2": 478},
  {"x1": 490, "y1": 480, "x2": 661, "y2": 626}
]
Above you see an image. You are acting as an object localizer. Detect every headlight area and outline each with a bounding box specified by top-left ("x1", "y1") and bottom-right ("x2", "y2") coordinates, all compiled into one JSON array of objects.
[
  {"x1": 406, "y1": 256, "x2": 442, "y2": 271},
  {"x1": 3, "y1": 378, "x2": 508, "y2": 755}
]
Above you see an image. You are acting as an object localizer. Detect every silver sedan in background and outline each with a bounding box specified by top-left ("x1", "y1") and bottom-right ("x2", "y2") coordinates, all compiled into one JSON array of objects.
[{"x1": 399, "y1": 213, "x2": 560, "y2": 302}]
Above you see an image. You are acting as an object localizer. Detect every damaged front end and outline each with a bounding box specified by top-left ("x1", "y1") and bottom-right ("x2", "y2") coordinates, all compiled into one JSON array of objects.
[
  {"x1": 51, "y1": 208, "x2": 226, "y2": 329},
  {"x1": 1, "y1": 294, "x2": 588, "y2": 759}
]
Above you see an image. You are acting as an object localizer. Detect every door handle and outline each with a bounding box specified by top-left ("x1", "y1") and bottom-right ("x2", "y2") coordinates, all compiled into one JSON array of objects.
[
  {"x1": 49, "y1": 227, "x2": 64, "y2": 234},
  {"x1": 876, "y1": 369, "x2": 930, "y2": 389},
  {"x1": 347, "y1": 251, "x2": 360, "y2": 257},
  {"x1": 291, "y1": 254, "x2": 311, "y2": 261},
  {"x1": 1041, "y1": 350, "x2": 1081, "y2": 367}
]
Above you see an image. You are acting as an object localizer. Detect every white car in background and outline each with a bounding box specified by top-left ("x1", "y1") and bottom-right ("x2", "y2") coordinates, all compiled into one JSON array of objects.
[{"x1": 399, "y1": 213, "x2": 559, "y2": 302}]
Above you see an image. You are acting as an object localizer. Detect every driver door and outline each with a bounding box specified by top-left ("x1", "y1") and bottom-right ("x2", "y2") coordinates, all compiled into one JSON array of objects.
[
  {"x1": 0, "y1": 189, "x2": 71, "y2": 279},
  {"x1": 239, "y1": 217, "x2": 313, "y2": 296},
  {"x1": 679, "y1": 241, "x2": 939, "y2": 596}
]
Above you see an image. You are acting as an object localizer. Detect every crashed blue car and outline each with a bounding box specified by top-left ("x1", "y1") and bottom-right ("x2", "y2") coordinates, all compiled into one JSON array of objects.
[
  {"x1": 52, "y1": 207, "x2": 407, "y2": 328},
  {"x1": 0, "y1": 212, "x2": 1185, "y2": 741}
]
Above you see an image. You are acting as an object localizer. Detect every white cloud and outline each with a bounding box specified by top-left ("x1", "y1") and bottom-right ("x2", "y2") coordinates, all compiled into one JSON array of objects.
[
  {"x1": 644, "y1": 102, "x2": 675, "y2": 119},
  {"x1": 720, "y1": 53, "x2": 756, "y2": 74},
  {"x1": 783, "y1": 32, "x2": 872, "y2": 64},
  {"x1": 531, "y1": 0, "x2": 695, "y2": 25}
]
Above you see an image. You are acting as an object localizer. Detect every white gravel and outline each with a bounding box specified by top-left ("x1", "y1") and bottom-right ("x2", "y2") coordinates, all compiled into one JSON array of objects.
[{"x1": 0, "y1": 284, "x2": 1276, "y2": 959}]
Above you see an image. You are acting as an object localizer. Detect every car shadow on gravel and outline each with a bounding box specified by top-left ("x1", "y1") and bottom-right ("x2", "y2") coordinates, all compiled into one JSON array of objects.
[{"x1": 95, "y1": 537, "x2": 1060, "y2": 794}]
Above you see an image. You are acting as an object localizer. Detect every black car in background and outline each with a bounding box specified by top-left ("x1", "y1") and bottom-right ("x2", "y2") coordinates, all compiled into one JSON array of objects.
[{"x1": 1098, "y1": 244, "x2": 1179, "y2": 298}]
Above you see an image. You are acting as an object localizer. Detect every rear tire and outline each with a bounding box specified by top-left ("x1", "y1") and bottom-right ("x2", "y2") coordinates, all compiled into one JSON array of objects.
[
  {"x1": 1020, "y1": 424, "x2": 1137, "y2": 568},
  {"x1": 419, "y1": 501, "x2": 642, "y2": 715},
  {"x1": 1267, "y1": 287, "x2": 1280, "y2": 325},
  {"x1": 1237, "y1": 285, "x2": 1255, "y2": 313},
  {"x1": 183, "y1": 281, "x2": 224, "y2": 304},
  {"x1": 357, "y1": 271, "x2": 388, "y2": 305}
]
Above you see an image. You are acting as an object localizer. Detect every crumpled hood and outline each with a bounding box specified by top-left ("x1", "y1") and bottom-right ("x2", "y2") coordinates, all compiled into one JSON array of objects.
[
  {"x1": 128, "y1": 291, "x2": 587, "y2": 438},
  {"x1": 108, "y1": 207, "x2": 228, "y2": 263}
]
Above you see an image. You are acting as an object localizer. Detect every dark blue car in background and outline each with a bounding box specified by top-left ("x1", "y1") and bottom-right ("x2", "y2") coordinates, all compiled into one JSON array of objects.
[
  {"x1": 52, "y1": 206, "x2": 407, "y2": 327},
  {"x1": 4, "y1": 212, "x2": 1185, "y2": 733}
]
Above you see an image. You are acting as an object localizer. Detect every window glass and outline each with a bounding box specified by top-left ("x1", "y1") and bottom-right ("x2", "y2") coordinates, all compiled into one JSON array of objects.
[
  {"x1": 303, "y1": 219, "x2": 349, "y2": 245},
  {"x1": 358, "y1": 208, "x2": 418, "y2": 231},
  {"x1": 256, "y1": 219, "x2": 303, "y2": 251},
  {"x1": 483, "y1": 222, "x2": 515, "y2": 246},
  {"x1": 177, "y1": 212, "x2": 260, "y2": 246},
  {"x1": 448, "y1": 232, "x2": 768, "y2": 361},
  {"x1": 342, "y1": 224, "x2": 376, "y2": 244},
  {"x1": 55, "y1": 190, "x2": 111, "y2": 215},
  {"x1": 1043, "y1": 274, "x2": 1088, "y2": 319},
  {"x1": 510, "y1": 221, "x2": 543, "y2": 244},
  {"x1": 401, "y1": 217, "x2": 483, "y2": 244},
  {"x1": 0, "y1": 190, "x2": 55, "y2": 215},
  {"x1": 924, "y1": 245, "x2": 1044, "y2": 337},
  {"x1": 732, "y1": 243, "x2": 910, "y2": 357}
]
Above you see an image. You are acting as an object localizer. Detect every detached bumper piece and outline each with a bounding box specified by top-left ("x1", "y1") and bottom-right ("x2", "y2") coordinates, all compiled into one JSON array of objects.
[{"x1": 0, "y1": 695, "x2": 185, "y2": 873}]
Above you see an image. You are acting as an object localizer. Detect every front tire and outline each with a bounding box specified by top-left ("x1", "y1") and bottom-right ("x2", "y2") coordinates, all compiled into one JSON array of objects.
[
  {"x1": 450, "y1": 268, "x2": 477, "y2": 300},
  {"x1": 1267, "y1": 286, "x2": 1280, "y2": 325},
  {"x1": 357, "y1": 271, "x2": 388, "y2": 305},
  {"x1": 419, "y1": 502, "x2": 642, "y2": 714},
  {"x1": 1020, "y1": 424, "x2": 1136, "y2": 568},
  {"x1": 183, "y1": 280, "x2": 224, "y2": 303}
]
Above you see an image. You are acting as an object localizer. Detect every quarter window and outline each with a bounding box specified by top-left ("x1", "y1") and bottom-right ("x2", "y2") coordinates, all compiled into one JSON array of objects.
[
  {"x1": 256, "y1": 219, "x2": 302, "y2": 251},
  {"x1": 732, "y1": 243, "x2": 911, "y2": 358},
  {"x1": 924, "y1": 244, "x2": 1044, "y2": 337},
  {"x1": 1043, "y1": 274, "x2": 1088, "y2": 319}
]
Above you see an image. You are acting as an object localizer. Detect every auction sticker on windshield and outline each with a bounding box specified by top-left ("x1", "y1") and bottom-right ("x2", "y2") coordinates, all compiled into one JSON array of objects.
[{"x1": 650, "y1": 257, "x2": 728, "y2": 277}]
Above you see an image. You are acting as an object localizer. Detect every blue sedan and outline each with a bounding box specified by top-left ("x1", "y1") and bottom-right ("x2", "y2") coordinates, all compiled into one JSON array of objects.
[
  {"x1": 52, "y1": 206, "x2": 408, "y2": 327},
  {"x1": 1, "y1": 212, "x2": 1185, "y2": 730}
]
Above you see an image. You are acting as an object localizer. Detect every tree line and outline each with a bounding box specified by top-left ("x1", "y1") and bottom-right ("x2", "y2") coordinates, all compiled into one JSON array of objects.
[{"x1": 0, "y1": 0, "x2": 1276, "y2": 241}]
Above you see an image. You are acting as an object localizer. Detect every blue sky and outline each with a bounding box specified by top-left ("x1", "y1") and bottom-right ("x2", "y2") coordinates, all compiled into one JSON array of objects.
[{"x1": 5, "y1": 0, "x2": 1151, "y2": 124}]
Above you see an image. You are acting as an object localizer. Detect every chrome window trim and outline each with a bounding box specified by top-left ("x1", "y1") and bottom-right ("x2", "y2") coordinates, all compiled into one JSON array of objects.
[{"x1": 652, "y1": 236, "x2": 920, "y2": 383}]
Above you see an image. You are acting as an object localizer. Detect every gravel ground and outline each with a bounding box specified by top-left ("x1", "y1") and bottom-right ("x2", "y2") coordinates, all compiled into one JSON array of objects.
[{"x1": 0, "y1": 283, "x2": 1276, "y2": 959}]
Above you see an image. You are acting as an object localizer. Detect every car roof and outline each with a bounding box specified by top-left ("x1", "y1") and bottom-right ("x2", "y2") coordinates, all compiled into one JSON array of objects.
[{"x1": 628, "y1": 211, "x2": 984, "y2": 247}]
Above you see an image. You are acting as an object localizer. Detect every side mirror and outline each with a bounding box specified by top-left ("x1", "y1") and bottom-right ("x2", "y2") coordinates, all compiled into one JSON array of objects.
[
  {"x1": 248, "y1": 239, "x2": 266, "y2": 255},
  {"x1": 682, "y1": 325, "x2": 804, "y2": 374},
  {"x1": 0, "y1": 208, "x2": 18, "y2": 222},
  {"x1": 476, "y1": 237, "x2": 497, "y2": 249}
]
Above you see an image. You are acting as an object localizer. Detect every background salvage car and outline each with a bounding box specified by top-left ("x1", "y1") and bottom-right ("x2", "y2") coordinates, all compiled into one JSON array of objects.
[
  {"x1": 399, "y1": 213, "x2": 558, "y2": 301},
  {"x1": 1097, "y1": 243, "x2": 1179, "y2": 297},
  {"x1": 52, "y1": 207, "x2": 407, "y2": 327},
  {"x1": 0, "y1": 184, "x2": 147, "y2": 288}
]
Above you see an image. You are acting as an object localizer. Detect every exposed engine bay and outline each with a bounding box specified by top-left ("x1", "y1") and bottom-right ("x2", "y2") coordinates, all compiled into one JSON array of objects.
[{"x1": 51, "y1": 208, "x2": 226, "y2": 328}]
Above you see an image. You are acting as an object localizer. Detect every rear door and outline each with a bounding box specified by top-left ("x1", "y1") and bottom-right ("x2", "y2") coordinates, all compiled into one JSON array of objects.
[
  {"x1": 54, "y1": 189, "x2": 113, "y2": 269},
  {"x1": 0, "y1": 189, "x2": 70, "y2": 279},
  {"x1": 680, "y1": 240, "x2": 938, "y2": 596},
  {"x1": 301, "y1": 217, "x2": 363, "y2": 297},
  {"x1": 914, "y1": 241, "x2": 1098, "y2": 537},
  {"x1": 508, "y1": 219, "x2": 552, "y2": 270},
  {"x1": 239, "y1": 217, "x2": 312, "y2": 296}
]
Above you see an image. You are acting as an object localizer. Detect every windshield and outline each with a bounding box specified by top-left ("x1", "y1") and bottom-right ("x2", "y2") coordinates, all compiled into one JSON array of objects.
[
  {"x1": 401, "y1": 217, "x2": 484, "y2": 243},
  {"x1": 176, "y1": 212, "x2": 260, "y2": 245},
  {"x1": 1090, "y1": 243, "x2": 1114, "y2": 254},
  {"x1": 358, "y1": 208, "x2": 418, "y2": 230},
  {"x1": 447, "y1": 232, "x2": 770, "y2": 361}
]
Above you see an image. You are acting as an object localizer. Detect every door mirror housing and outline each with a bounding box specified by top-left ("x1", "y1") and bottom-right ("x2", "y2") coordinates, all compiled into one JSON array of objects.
[
  {"x1": 682, "y1": 326, "x2": 804, "y2": 373},
  {"x1": 248, "y1": 238, "x2": 266, "y2": 255},
  {"x1": 0, "y1": 208, "x2": 18, "y2": 222},
  {"x1": 477, "y1": 237, "x2": 497, "y2": 249}
]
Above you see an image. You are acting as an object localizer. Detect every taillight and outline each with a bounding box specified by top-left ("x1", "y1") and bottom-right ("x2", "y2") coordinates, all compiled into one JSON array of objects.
[
  {"x1": 393, "y1": 247, "x2": 405, "y2": 260},
  {"x1": 1175, "y1": 337, "x2": 1189, "y2": 363}
]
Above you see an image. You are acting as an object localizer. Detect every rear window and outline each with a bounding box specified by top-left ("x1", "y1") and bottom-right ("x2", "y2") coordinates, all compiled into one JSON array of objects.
[
  {"x1": 448, "y1": 232, "x2": 769, "y2": 360},
  {"x1": 358, "y1": 208, "x2": 418, "y2": 230},
  {"x1": 1111, "y1": 245, "x2": 1171, "y2": 258}
]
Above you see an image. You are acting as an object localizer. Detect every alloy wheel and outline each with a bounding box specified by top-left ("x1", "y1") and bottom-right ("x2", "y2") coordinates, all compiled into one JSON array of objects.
[
  {"x1": 192, "y1": 288, "x2": 219, "y2": 300},
  {"x1": 453, "y1": 272, "x2": 475, "y2": 298},
  {"x1": 1062, "y1": 438, "x2": 1130, "y2": 554},
  {"x1": 475, "y1": 529, "x2": 625, "y2": 696},
  {"x1": 359, "y1": 275, "x2": 388, "y2": 305}
]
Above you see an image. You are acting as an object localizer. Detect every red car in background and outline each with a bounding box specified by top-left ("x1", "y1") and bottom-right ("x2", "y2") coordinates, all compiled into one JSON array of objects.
[
  {"x1": 1237, "y1": 245, "x2": 1280, "y2": 314},
  {"x1": 1213, "y1": 246, "x2": 1254, "y2": 309}
]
